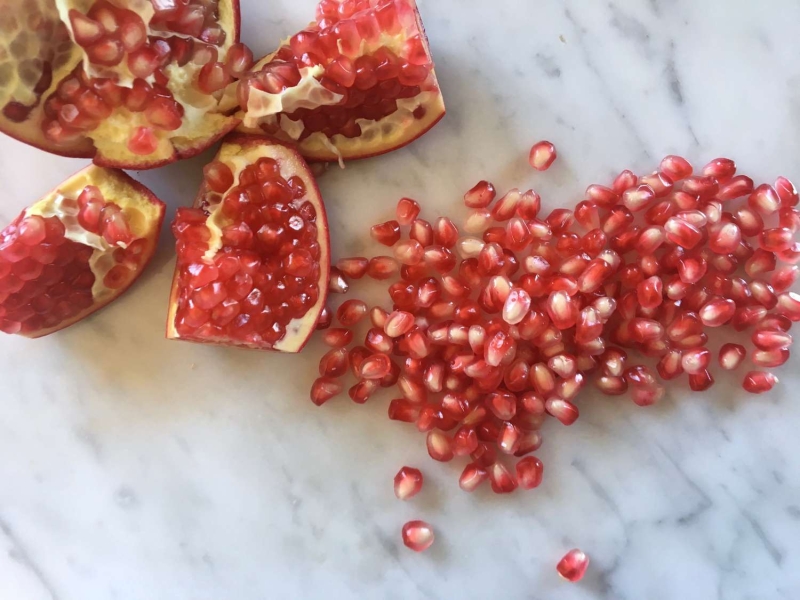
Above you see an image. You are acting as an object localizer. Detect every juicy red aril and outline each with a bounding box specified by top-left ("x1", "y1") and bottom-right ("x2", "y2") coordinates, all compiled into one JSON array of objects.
[
  {"x1": 516, "y1": 456, "x2": 544, "y2": 490},
  {"x1": 464, "y1": 181, "x2": 496, "y2": 208},
  {"x1": 371, "y1": 220, "x2": 401, "y2": 246},
  {"x1": 402, "y1": 520, "x2": 434, "y2": 552},
  {"x1": 529, "y1": 141, "x2": 557, "y2": 171},
  {"x1": 743, "y1": 371, "x2": 779, "y2": 394},
  {"x1": 394, "y1": 466, "x2": 423, "y2": 500},
  {"x1": 557, "y1": 549, "x2": 590, "y2": 583},
  {"x1": 396, "y1": 198, "x2": 421, "y2": 225},
  {"x1": 337, "y1": 299, "x2": 368, "y2": 326},
  {"x1": 310, "y1": 377, "x2": 344, "y2": 406}
]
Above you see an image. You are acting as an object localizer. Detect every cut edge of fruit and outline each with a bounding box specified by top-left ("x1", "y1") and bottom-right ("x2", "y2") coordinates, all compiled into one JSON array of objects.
[
  {"x1": 21, "y1": 164, "x2": 166, "y2": 338},
  {"x1": 165, "y1": 133, "x2": 331, "y2": 352}
]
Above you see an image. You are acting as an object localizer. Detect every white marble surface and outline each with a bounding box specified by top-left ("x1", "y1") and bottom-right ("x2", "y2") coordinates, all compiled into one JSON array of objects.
[{"x1": 2, "y1": 0, "x2": 800, "y2": 598}]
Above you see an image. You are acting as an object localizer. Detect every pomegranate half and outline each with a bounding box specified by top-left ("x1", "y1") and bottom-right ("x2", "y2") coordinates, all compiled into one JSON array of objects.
[
  {"x1": 167, "y1": 134, "x2": 331, "y2": 352},
  {"x1": 0, "y1": 0, "x2": 242, "y2": 169},
  {"x1": 232, "y1": 0, "x2": 445, "y2": 162},
  {"x1": 0, "y1": 165, "x2": 166, "y2": 338}
]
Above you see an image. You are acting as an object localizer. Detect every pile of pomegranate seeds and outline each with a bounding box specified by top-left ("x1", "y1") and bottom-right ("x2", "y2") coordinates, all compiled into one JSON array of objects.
[
  {"x1": 310, "y1": 142, "x2": 799, "y2": 568},
  {"x1": 172, "y1": 158, "x2": 322, "y2": 347},
  {"x1": 0, "y1": 186, "x2": 143, "y2": 335},
  {"x1": 239, "y1": 0, "x2": 437, "y2": 142},
  {"x1": 43, "y1": 0, "x2": 247, "y2": 154}
]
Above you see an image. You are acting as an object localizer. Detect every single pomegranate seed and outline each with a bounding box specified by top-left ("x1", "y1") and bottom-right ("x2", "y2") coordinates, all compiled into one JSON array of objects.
[
  {"x1": 319, "y1": 348, "x2": 349, "y2": 377},
  {"x1": 529, "y1": 141, "x2": 557, "y2": 171},
  {"x1": 393, "y1": 239, "x2": 424, "y2": 265},
  {"x1": 388, "y1": 398, "x2": 419, "y2": 422},
  {"x1": 394, "y1": 466, "x2": 423, "y2": 500},
  {"x1": 459, "y1": 463, "x2": 489, "y2": 492},
  {"x1": 777, "y1": 292, "x2": 800, "y2": 321},
  {"x1": 310, "y1": 377, "x2": 344, "y2": 406},
  {"x1": 743, "y1": 371, "x2": 779, "y2": 394},
  {"x1": 337, "y1": 299, "x2": 368, "y2": 326},
  {"x1": 426, "y1": 430, "x2": 454, "y2": 462},
  {"x1": 699, "y1": 298, "x2": 736, "y2": 327},
  {"x1": 322, "y1": 328, "x2": 353, "y2": 348},
  {"x1": 665, "y1": 217, "x2": 703, "y2": 249},
  {"x1": 489, "y1": 462, "x2": 518, "y2": 494},
  {"x1": 371, "y1": 220, "x2": 401, "y2": 246},
  {"x1": 775, "y1": 176, "x2": 799, "y2": 207},
  {"x1": 127, "y1": 126, "x2": 159, "y2": 155},
  {"x1": 396, "y1": 198, "x2": 421, "y2": 225},
  {"x1": 689, "y1": 369, "x2": 715, "y2": 392},
  {"x1": 622, "y1": 184, "x2": 655, "y2": 212},
  {"x1": 545, "y1": 398, "x2": 579, "y2": 425},
  {"x1": 749, "y1": 184, "x2": 781, "y2": 215},
  {"x1": 752, "y1": 328, "x2": 793, "y2": 351},
  {"x1": 660, "y1": 155, "x2": 693, "y2": 181},
  {"x1": 367, "y1": 256, "x2": 399, "y2": 280},
  {"x1": 557, "y1": 549, "x2": 590, "y2": 583},
  {"x1": 464, "y1": 181, "x2": 496, "y2": 208},
  {"x1": 359, "y1": 353, "x2": 393, "y2": 380},
  {"x1": 204, "y1": 161, "x2": 234, "y2": 193},
  {"x1": 546, "y1": 290, "x2": 578, "y2": 329},
  {"x1": 516, "y1": 456, "x2": 544, "y2": 490},
  {"x1": 401, "y1": 520, "x2": 434, "y2": 552},
  {"x1": 719, "y1": 343, "x2": 746, "y2": 370},
  {"x1": 337, "y1": 257, "x2": 369, "y2": 279}
]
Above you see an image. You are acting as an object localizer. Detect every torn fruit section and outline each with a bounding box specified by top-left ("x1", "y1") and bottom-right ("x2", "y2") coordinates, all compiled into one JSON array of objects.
[
  {"x1": 233, "y1": 0, "x2": 445, "y2": 162},
  {"x1": 0, "y1": 0, "x2": 242, "y2": 168},
  {"x1": 0, "y1": 165, "x2": 165, "y2": 337},
  {"x1": 167, "y1": 134, "x2": 331, "y2": 352}
]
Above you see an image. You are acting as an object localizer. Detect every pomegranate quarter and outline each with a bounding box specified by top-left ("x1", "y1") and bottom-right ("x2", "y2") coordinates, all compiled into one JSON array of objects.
[
  {"x1": 0, "y1": 0, "x2": 242, "y2": 169},
  {"x1": 234, "y1": 0, "x2": 446, "y2": 162},
  {"x1": 0, "y1": 165, "x2": 165, "y2": 337},
  {"x1": 167, "y1": 135, "x2": 331, "y2": 352}
]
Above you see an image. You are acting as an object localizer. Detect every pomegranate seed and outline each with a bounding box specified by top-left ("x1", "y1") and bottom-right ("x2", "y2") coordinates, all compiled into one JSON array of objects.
[
  {"x1": 749, "y1": 184, "x2": 781, "y2": 215},
  {"x1": 718, "y1": 175, "x2": 754, "y2": 202},
  {"x1": 689, "y1": 369, "x2": 715, "y2": 392},
  {"x1": 388, "y1": 398, "x2": 419, "y2": 422},
  {"x1": 337, "y1": 299, "x2": 368, "y2": 326},
  {"x1": 459, "y1": 463, "x2": 489, "y2": 492},
  {"x1": 622, "y1": 184, "x2": 655, "y2": 212},
  {"x1": 464, "y1": 181, "x2": 496, "y2": 208},
  {"x1": 368, "y1": 256, "x2": 399, "y2": 280},
  {"x1": 396, "y1": 198, "x2": 421, "y2": 225},
  {"x1": 753, "y1": 348, "x2": 790, "y2": 368},
  {"x1": 699, "y1": 298, "x2": 736, "y2": 327},
  {"x1": 385, "y1": 310, "x2": 415, "y2": 337},
  {"x1": 393, "y1": 239, "x2": 424, "y2": 265},
  {"x1": 529, "y1": 141, "x2": 557, "y2": 171},
  {"x1": 394, "y1": 467, "x2": 423, "y2": 500},
  {"x1": 557, "y1": 549, "x2": 589, "y2": 583},
  {"x1": 402, "y1": 520, "x2": 434, "y2": 552},
  {"x1": 752, "y1": 328, "x2": 793, "y2": 350},
  {"x1": 719, "y1": 343, "x2": 746, "y2": 370},
  {"x1": 359, "y1": 353, "x2": 392, "y2": 380},
  {"x1": 516, "y1": 456, "x2": 544, "y2": 490},
  {"x1": 545, "y1": 398, "x2": 579, "y2": 425},
  {"x1": 660, "y1": 155, "x2": 693, "y2": 181},
  {"x1": 665, "y1": 217, "x2": 703, "y2": 249},
  {"x1": 319, "y1": 348, "x2": 349, "y2": 377},
  {"x1": 546, "y1": 290, "x2": 578, "y2": 329},
  {"x1": 743, "y1": 371, "x2": 779, "y2": 394},
  {"x1": 775, "y1": 176, "x2": 799, "y2": 207},
  {"x1": 310, "y1": 377, "x2": 344, "y2": 406},
  {"x1": 427, "y1": 430, "x2": 454, "y2": 462},
  {"x1": 371, "y1": 220, "x2": 401, "y2": 246},
  {"x1": 489, "y1": 462, "x2": 518, "y2": 494},
  {"x1": 491, "y1": 189, "x2": 521, "y2": 221},
  {"x1": 657, "y1": 350, "x2": 684, "y2": 380},
  {"x1": 337, "y1": 257, "x2": 369, "y2": 279}
]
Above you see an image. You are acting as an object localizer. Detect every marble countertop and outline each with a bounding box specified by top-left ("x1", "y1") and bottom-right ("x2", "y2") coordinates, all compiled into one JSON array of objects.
[{"x1": 2, "y1": 0, "x2": 800, "y2": 598}]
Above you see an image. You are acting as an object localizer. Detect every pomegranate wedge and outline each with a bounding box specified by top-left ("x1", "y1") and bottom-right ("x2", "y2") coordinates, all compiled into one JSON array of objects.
[
  {"x1": 232, "y1": 0, "x2": 445, "y2": 162},
  {"x1": 167, "y1": 134, "x2": 331, "y2": 352},
  {"x1": 0, "y1": 165, "x2": 165, "y2": 338},
  {"x1": 0, "y1": 0, "x2": 242, "y2": 169}
]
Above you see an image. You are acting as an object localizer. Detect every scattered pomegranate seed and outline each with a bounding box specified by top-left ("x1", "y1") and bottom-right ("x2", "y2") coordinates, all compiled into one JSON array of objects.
[
  {"x1": 557, "y1": 549, "x2": 589, "y2": 583},
  {"x1": 396, "y1": 198, "x2": 421, "y2": 225},
  {"x1": 743, "y1": 371, "x2": 779, "y2": 394},
  {"x1": 394, "y1": 467, "x2": 424, "y2": 500},
  {"x1": 529, "y1": 141, "x2": 557, "y2": 171},
  {"x1": 402, "y1": 520, "x2": 434, "y2": 552}
]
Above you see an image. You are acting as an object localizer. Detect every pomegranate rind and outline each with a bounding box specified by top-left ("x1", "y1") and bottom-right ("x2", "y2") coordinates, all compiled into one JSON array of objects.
[
  {"x1": 14, "y1": 164, "x2": 166, "y2": 338},
  {"x1": 0, "y1": 0, "x2": 242, "y2": 169},
  {"x1": 234, "y1": 0, "x2": 445, "y2": 162},
  {"x1": 166, "y1": 134, "x2": 331, "y2": 353}
]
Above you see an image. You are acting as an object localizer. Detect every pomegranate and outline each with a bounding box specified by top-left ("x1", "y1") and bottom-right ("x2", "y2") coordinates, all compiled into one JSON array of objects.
[
  {"x1": 167, "y1": 134, "x2": 330, "y2": 352},
  {"x1": 0, "y1": 0, "x2": 242, "y2": 169},
  {"x1": 233, "y1": 0, "x2": 445, "y2": 162},
  {"x1": 0, "y1": 165, "x2": 165, "y2": 337}
]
